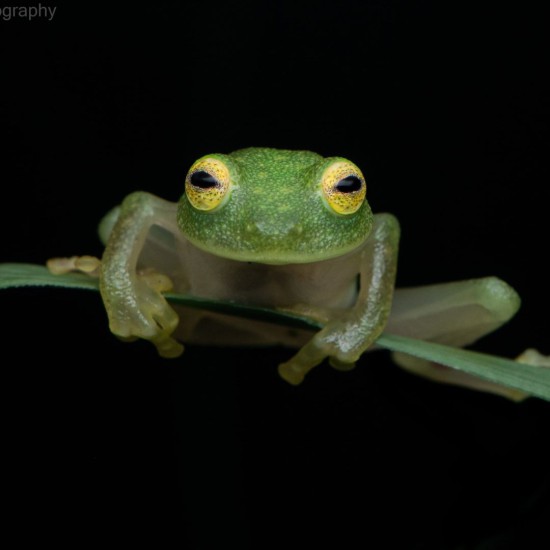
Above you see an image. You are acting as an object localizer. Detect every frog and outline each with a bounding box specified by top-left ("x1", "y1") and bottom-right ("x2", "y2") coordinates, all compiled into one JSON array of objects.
[{"x1": 74, "y1": 147, "x2": 544, "y2": 396}]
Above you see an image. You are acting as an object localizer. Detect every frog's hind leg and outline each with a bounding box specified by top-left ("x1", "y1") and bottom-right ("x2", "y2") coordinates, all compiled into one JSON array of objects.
[
  {"x1": 386, "y1": 276, "x2": 544, "y2": 400},
  {"x1": 387, "y1": 277, "x2": 521, "y2": 346}
]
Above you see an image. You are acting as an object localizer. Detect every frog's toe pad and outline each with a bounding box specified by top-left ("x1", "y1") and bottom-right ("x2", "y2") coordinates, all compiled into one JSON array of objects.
[
  {"x1": 152, "y1": 334, "x2": 184, "y2": 358},
  {"x1": 116, "y1": 335, "x2": 139, "y2": 343},
  {"x1": 516, "y1": 348, "x2": 550, "y2": 367},
  {"x1": 278, "y1": 362, "x2": 306, "y2": 385},
  {"x1": 329, "y1": 357, "x2": 356, "y2": 371}
]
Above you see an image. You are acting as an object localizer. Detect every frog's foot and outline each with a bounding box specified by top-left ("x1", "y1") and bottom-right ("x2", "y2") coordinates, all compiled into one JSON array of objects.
[
  {"x1": 101, "y1": 269, "x2": 184, "y2": 359},
  {"x1": 138, "y1": 270, "x2": 182, "y2": 359},
  {"x1": 277, "y1": 325, "x2": 363, "y2": 384},
  {"x1": 392, "y1": 348, "x2": 550, "y2": 402},
  {"x1": 107, "y1": 281, "x2": 184, "y2": 358},
  {"x1": 47, "y1": 255, "x2": 102, "y2": 277}
]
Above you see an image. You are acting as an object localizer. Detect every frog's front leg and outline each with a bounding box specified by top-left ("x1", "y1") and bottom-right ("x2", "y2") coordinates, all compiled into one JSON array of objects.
[
  {"x1": 278, "y1": 213, "x2": 400, "y2": 384},
  {"x1": 100, "y1": 192, "x2": 184, "y2": 358}
]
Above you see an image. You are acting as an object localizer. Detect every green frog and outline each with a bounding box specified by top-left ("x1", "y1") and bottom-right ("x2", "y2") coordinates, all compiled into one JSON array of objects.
[{"x1": 88, "y1": 147, "x2": 537, "y2": 393}]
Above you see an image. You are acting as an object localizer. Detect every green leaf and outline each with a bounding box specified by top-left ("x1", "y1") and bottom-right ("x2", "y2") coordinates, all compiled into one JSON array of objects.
[
  {"x1": 375, "y1": 334, "x2": 550, "y2": 402},
  {"x1": 1, "y1": 262, "x2": 548, "y2": 401},
  {"x1": 0, "y1": 263, "x2": 100, "y2": 291}
]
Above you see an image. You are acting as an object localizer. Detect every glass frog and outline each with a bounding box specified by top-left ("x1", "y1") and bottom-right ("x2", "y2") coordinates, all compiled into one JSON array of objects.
[{"x1": 58, "y1": 147, "x2": 546, "y2": 396}]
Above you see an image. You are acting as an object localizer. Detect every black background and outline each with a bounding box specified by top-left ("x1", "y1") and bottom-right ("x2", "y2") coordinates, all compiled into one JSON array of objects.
[{"x1": 1, "y1": 2, "x2": 548, "y2": 548}]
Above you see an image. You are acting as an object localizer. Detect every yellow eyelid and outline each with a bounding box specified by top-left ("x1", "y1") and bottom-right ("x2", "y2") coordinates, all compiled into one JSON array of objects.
[
  {"x1": 321, "y1": 161, "x2": 366, "y2": 215},
  {"x1": 185, "y1": 157, "x2": 231, "y2": 211}
]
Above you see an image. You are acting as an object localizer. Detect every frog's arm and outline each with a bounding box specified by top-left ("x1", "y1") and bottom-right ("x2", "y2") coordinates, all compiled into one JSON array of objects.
[
  {"x1": 278, "y1": 213, "x2": 400, "y2": 384},
  {"x1": 100, "y1": 191, "x2": 184, "y2": 358}
]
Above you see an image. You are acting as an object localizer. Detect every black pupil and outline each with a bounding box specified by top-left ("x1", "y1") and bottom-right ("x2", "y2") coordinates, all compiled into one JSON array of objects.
[
  {"x1": 190, "y1": 170, "x2": 218, "y2": 189},
  {"x1": 335, "y1": 175, "x2": 362, "y2": 193}
]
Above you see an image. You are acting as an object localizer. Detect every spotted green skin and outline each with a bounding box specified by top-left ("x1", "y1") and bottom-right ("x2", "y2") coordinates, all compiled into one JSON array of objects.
[{"x1": 177, "y1": 148, "x2": 374, "y2": 264}]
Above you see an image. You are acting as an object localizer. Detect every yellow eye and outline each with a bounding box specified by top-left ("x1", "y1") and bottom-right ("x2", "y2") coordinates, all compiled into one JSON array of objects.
[
  {"x1": 321, "y1": 161, "x2": 366, "y2": 215},
  {"x1": 185, "y1": 157, "x2": 231, "y2": 211}
]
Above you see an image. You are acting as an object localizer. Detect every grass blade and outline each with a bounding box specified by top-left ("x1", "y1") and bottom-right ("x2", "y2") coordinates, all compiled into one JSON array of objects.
[
  {"x1": 376, "y1": 334, "x2": 550, "y2": 401},
  {"x1": 1, "y1": 262, "x2": 548, "y2": 401},
  {"x1": 0, "y1": 263, "x2": 99, "y2": 291}
]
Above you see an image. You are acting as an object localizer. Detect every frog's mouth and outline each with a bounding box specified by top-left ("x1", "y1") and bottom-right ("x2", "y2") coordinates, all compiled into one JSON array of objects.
[{"x1": 184, "y1": 231, "x2": 365, "y2": 266}]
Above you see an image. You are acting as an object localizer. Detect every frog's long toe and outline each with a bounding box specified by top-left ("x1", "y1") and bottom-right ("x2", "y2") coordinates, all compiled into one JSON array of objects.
[
  {"x1": 278, "y1": 361, "x2": 307, "y2": 385},
  {"x1": 277, "y1": 341, "x2": 328, "y2": 384},
  {"x1": 152, "y1": 333, "x2": 184, "y2": 358}
]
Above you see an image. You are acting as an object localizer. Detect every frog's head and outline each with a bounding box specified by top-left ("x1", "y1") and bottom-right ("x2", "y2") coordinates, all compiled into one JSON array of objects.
[{"x1": 177, "y1": 147, "x2": 374, "y2": 264}]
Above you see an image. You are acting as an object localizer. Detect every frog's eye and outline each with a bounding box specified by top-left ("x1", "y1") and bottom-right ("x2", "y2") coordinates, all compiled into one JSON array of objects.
[
  {"x1": 185, "y1": 157, "x2": 231, "y2": 211},
  {"x1": 321, "y1": 161, "x2": 366, "y2": 215}
]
